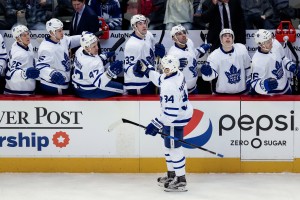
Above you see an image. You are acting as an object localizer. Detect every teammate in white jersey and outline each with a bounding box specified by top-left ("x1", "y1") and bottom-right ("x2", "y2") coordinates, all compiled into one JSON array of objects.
[
  {"x1": 251, "y1": 29, "x2": 299, "y2": 95},
  {"x1": 124, "y1": 14, "x2": 165, "y2": 95},
  {"x1": 5, "y1": 25, "x2": 40, "y2": 95},
  {"x1": 36, "y1": 18, "x2": 81, "y2": 95},
  {"x1": 200, "y1": 29, "x2": 251, "y2": 94},
  {"x1": 168, "y1": 25, "x2": 211, "y2": 94},
  {"x1": 134, "y1": 55, "x2": 193, "y2": 192},
  {"x1": 0, "y1": 33, "x2": 8, "y2": 93},
  {"x1": 72, "y1": 32, "x2": 124, "y2": 98}
]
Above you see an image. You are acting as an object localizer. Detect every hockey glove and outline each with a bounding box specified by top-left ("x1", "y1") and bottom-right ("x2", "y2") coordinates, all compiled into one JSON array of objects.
[
  {"x1": 50, "y1": 71, "x2": 65, "y2": 85},
  {"x1": 100, "y1": 51, "x2": 116, "y2": 62},
  {"x1": 140, "y1": 59, "x2": 155, "y2": 78},
  {"x1": 23, "y1": 67, "x2": 40, "y2": 79},
  {"x1": 145, "y1": 118, "x2": 163, "y2": 136},
  {"x1": 179, "y1": 58, "x2": 188, "y2": 71},
  {"x1": 107, "y1": 60, "x2": 123, "y2": 79},
  {"x1": 263, "y1": 78, "x2": 278, "y2": 92},
  {"x1": 154, "y1": 43, "x2": 166, "y2": 58},
  {"x1": 133, "y1": 60, "x2": 144, "y2": 78},
  {"x1": 200, "y1": 64, "x2": 212, "y2": 76},
  {"x1": 197, "y1": 43, "x2": 211, "y2": 58},
  {"x1": 288, "y1": 63, "x2": 300, "y2": 78}
]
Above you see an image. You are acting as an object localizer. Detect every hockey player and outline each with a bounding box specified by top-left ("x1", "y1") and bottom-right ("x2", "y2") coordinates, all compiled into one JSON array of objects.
[
  {"x1": 4, "y1": 25, "x2": 40, "y2": 95},
  {"x1": 123, "y1": 14, "x2": 165, "y2": 95},
  {"x1": 134, "y1": 55, "x2": 193, "y2": 192},
  {"x1": 72, "y1": 32, "x2": 124, "y2": 98},
  {"x1": 251, "y1": 29, "x2": 299, "y2": 95},
  {"x1": 200, "y1": 29, "x2": 251, "y2": 94},
  {"x1": 36, "y1": 18, "x2": 81, "y2": 95},
  {"x1": 0, "y1": 32, "x2": 8, "y2": 93},
  {"x1": 168, "y1": 24, "x2": 211, "y2": 94}
]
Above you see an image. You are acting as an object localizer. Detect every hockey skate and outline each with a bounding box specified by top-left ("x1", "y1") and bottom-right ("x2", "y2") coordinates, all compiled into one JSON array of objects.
[
  {"x1": 157, "y1": 171, "x2": 175, "y2": 187},
  {"x1": 164, "y1": 175, "x2": 187, "y2": 192}
]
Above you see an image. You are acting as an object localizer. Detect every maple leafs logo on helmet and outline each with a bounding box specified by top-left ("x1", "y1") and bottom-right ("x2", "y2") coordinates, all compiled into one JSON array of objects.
[
  {"x1": 254, "y1": 29, "x2": 272, "y2": 45},
  {"x1": 130, "y1": 14, "x2": 147, "y2": 29},
  {"x1": 46, "y1": 18, "x2": 63, "y2": 33},
  {"x1": 219, "y1": 28, "x2": 235, "y2": 41},
  {"x1": 80, "y1": 33, "x2": 97, "y2": 49},
  {"x1": 12, "y1": 25, "x2": 29, "y2": 39},
  {"x1": 170, "y1": 25, "x2": 187, "y2": 37},
  {"x1": 161, "y1": 55, "x2": 180, "y2": 74}
]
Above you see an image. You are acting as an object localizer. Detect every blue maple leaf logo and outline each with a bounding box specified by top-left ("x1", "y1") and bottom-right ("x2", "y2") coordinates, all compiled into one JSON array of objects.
[
  {"x1": 272, "y1": 61, "x2": 283, "y2": 79},
  {"x1": 188, "y1": 58, "x2": 198, "y2": 77},
  {"x1": 225, "y1": 65, "x2": 241, "y2": 84},
  {"x1": 61, "y1": 52, "x2": 71, "y2": 72},
  {"x1": 146, "y1": 49, "x2": 155, "y2": 66}
]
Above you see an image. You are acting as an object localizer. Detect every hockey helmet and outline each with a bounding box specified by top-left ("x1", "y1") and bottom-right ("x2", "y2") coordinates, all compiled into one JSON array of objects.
[
  {"x1": 254, "y1": 29, "x2": 272, "y2": 45},
  {"x1": 80, "y1": 32, "x2": 97, "y2": 49},
  {"x1": 130, "y1": 14, "x2": 147, "y2": 29},
  {"x1": 161, "y1": 55, "x2": 179, "y2": 74},
  {"x1": 219, "y1": 28, "x2": 235, "y2": 41},
  {"x1": 46, "y1": 18, "x2": 63, "y2": 33},
  {"x1": 170, "y1": 25, "x2": 187, "y2": 38},
  {"x1": 12, "y1": 25, "x2": 29, "y2": 39}
]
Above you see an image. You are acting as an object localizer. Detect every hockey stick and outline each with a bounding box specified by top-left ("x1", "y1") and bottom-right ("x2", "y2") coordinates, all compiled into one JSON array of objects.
[
  {"x1": 110, "y1": 37, "x2": 126, "y2": 52},
  {"x1": 155, "y1": 27, "x2": 165, "y2": 64},
  {"x1": 108, "y1": 118, "x2": 224, "y2": 158},
  {"x1": 286, "y1": 40, "x2": 299, "y2": 93}
]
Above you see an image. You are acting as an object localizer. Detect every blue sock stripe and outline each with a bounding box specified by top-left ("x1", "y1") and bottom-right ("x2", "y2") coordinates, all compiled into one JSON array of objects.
[
  {"x1": 172, "y1": 156, "x2": 185, "y2": 163},
  {"x1": 174, "y1": 164, "x2": 185, "y2": 169}
]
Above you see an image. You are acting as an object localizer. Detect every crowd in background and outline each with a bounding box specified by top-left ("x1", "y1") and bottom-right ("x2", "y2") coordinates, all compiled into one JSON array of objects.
[{"x1": 0, "y1": 0, "x2": 299, "y2": 31}]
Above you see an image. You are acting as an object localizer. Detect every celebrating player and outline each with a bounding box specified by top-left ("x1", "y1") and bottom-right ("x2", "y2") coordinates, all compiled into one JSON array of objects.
[
  {"x1": 36, "y1": 18, "x2": 81, "y2": 95},
  {"x1": 168, "y1": 24, "x2": 211, "y2": 94},
  {"x1": 134, "y1": 55, "x2": 193, "y2": 192},
  {"x1": 123, "y1": 14, "x2": 165, "y2": 95},
  {"x1": 200, "y1": 29, "x2": 251, "y2": 94},
  {"x1": 72, "y1": 32, "x2": 124, "y2": 98},
  {"x1": 251, "y1": 29, "x2": 299, "y2": 95},
  {"x1": 4, "y1": 25, "x2": 39, "y2": 95}
]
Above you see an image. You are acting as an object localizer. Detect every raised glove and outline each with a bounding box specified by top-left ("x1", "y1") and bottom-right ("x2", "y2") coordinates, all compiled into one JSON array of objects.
[
  {"x1": 145, "y1": 118, "x2": 163, "y2": 136},
  {"x1": 263, "y1": 78, "x2": 278, "y2": 92},
  {"x1": 200, "y1": 64, "x2": 212, "y2": 76},
  {"x1": 179, "y1": 58, "x2": 188, "y2": 70},
  {"x1": 107, "y1": 60, "x2": 123, "y2": 79},
  {"x1": 140, "y1": 59, "x2": 155, "y2": 78},
  {"x1": 154, "y1": 43, "x2": 165, "y2": 58},
  {"x1": 133, "y1": 60, "x2": 144, "y2": 78},
  {"x1": 197, "y1": 43, "x2": 211, "y2": 58},
  {"x1": 104, "y1": 51, "x2": 115, "y2": 60},
  {"x1": 50, "y1": 71, "x2": 65, "y2": 85},
  {"x1": 23, "y1": 67, "x2": 40, "y2": 79}
]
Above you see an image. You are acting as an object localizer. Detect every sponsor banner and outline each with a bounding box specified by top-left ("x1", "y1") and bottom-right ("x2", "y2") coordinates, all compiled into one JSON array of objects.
[
  {"x1": 240, "y1": 101, "x2": 294, "y2": 160},
  {"x1": 0, "y1": 101, "x2": 140, "y2": 157},
  {"x1": 0, "y1": 99, "x2": 300, "y2": 160}
]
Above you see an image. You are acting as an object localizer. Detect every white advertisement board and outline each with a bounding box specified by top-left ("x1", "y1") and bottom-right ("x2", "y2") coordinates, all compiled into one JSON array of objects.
[{"x1": 240, "y1": 101, "x2": 295, "y2": 160}]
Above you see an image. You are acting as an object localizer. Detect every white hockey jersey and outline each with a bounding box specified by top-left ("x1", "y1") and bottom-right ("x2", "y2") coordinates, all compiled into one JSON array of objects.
[
  {"x1": 36, "y1": 35, "x2": 80, "y2": 89},
  {"x1": 123, "y1": 32, "x2": 156, "y2": 90},
  {"x1": 202, "y1": 43, "x2": 251, "y2": 94},
  {"x1": 149, "y1": 70, "x2": 193, "y2": 127},
  {"x1": 251, "y1": 40, "x2": 294, "y2": 95},
  {"x1": 168, "y1": 39, "x2": 198, "y2": 93},
  {"x1": 0, "y1": 34, "x2": 7, "y2": 76},
  {"x1": 5, "y1": 42, "x2": 36, "y2": 95},
  {"x1": 72, "y1": 47, "x2": 123, "y2": 94}
]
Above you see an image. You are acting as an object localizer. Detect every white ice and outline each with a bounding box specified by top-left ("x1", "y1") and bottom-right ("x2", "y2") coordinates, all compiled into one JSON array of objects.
[{"x1": 0, "y1": 173, "x2": 299, "y2": 200}]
